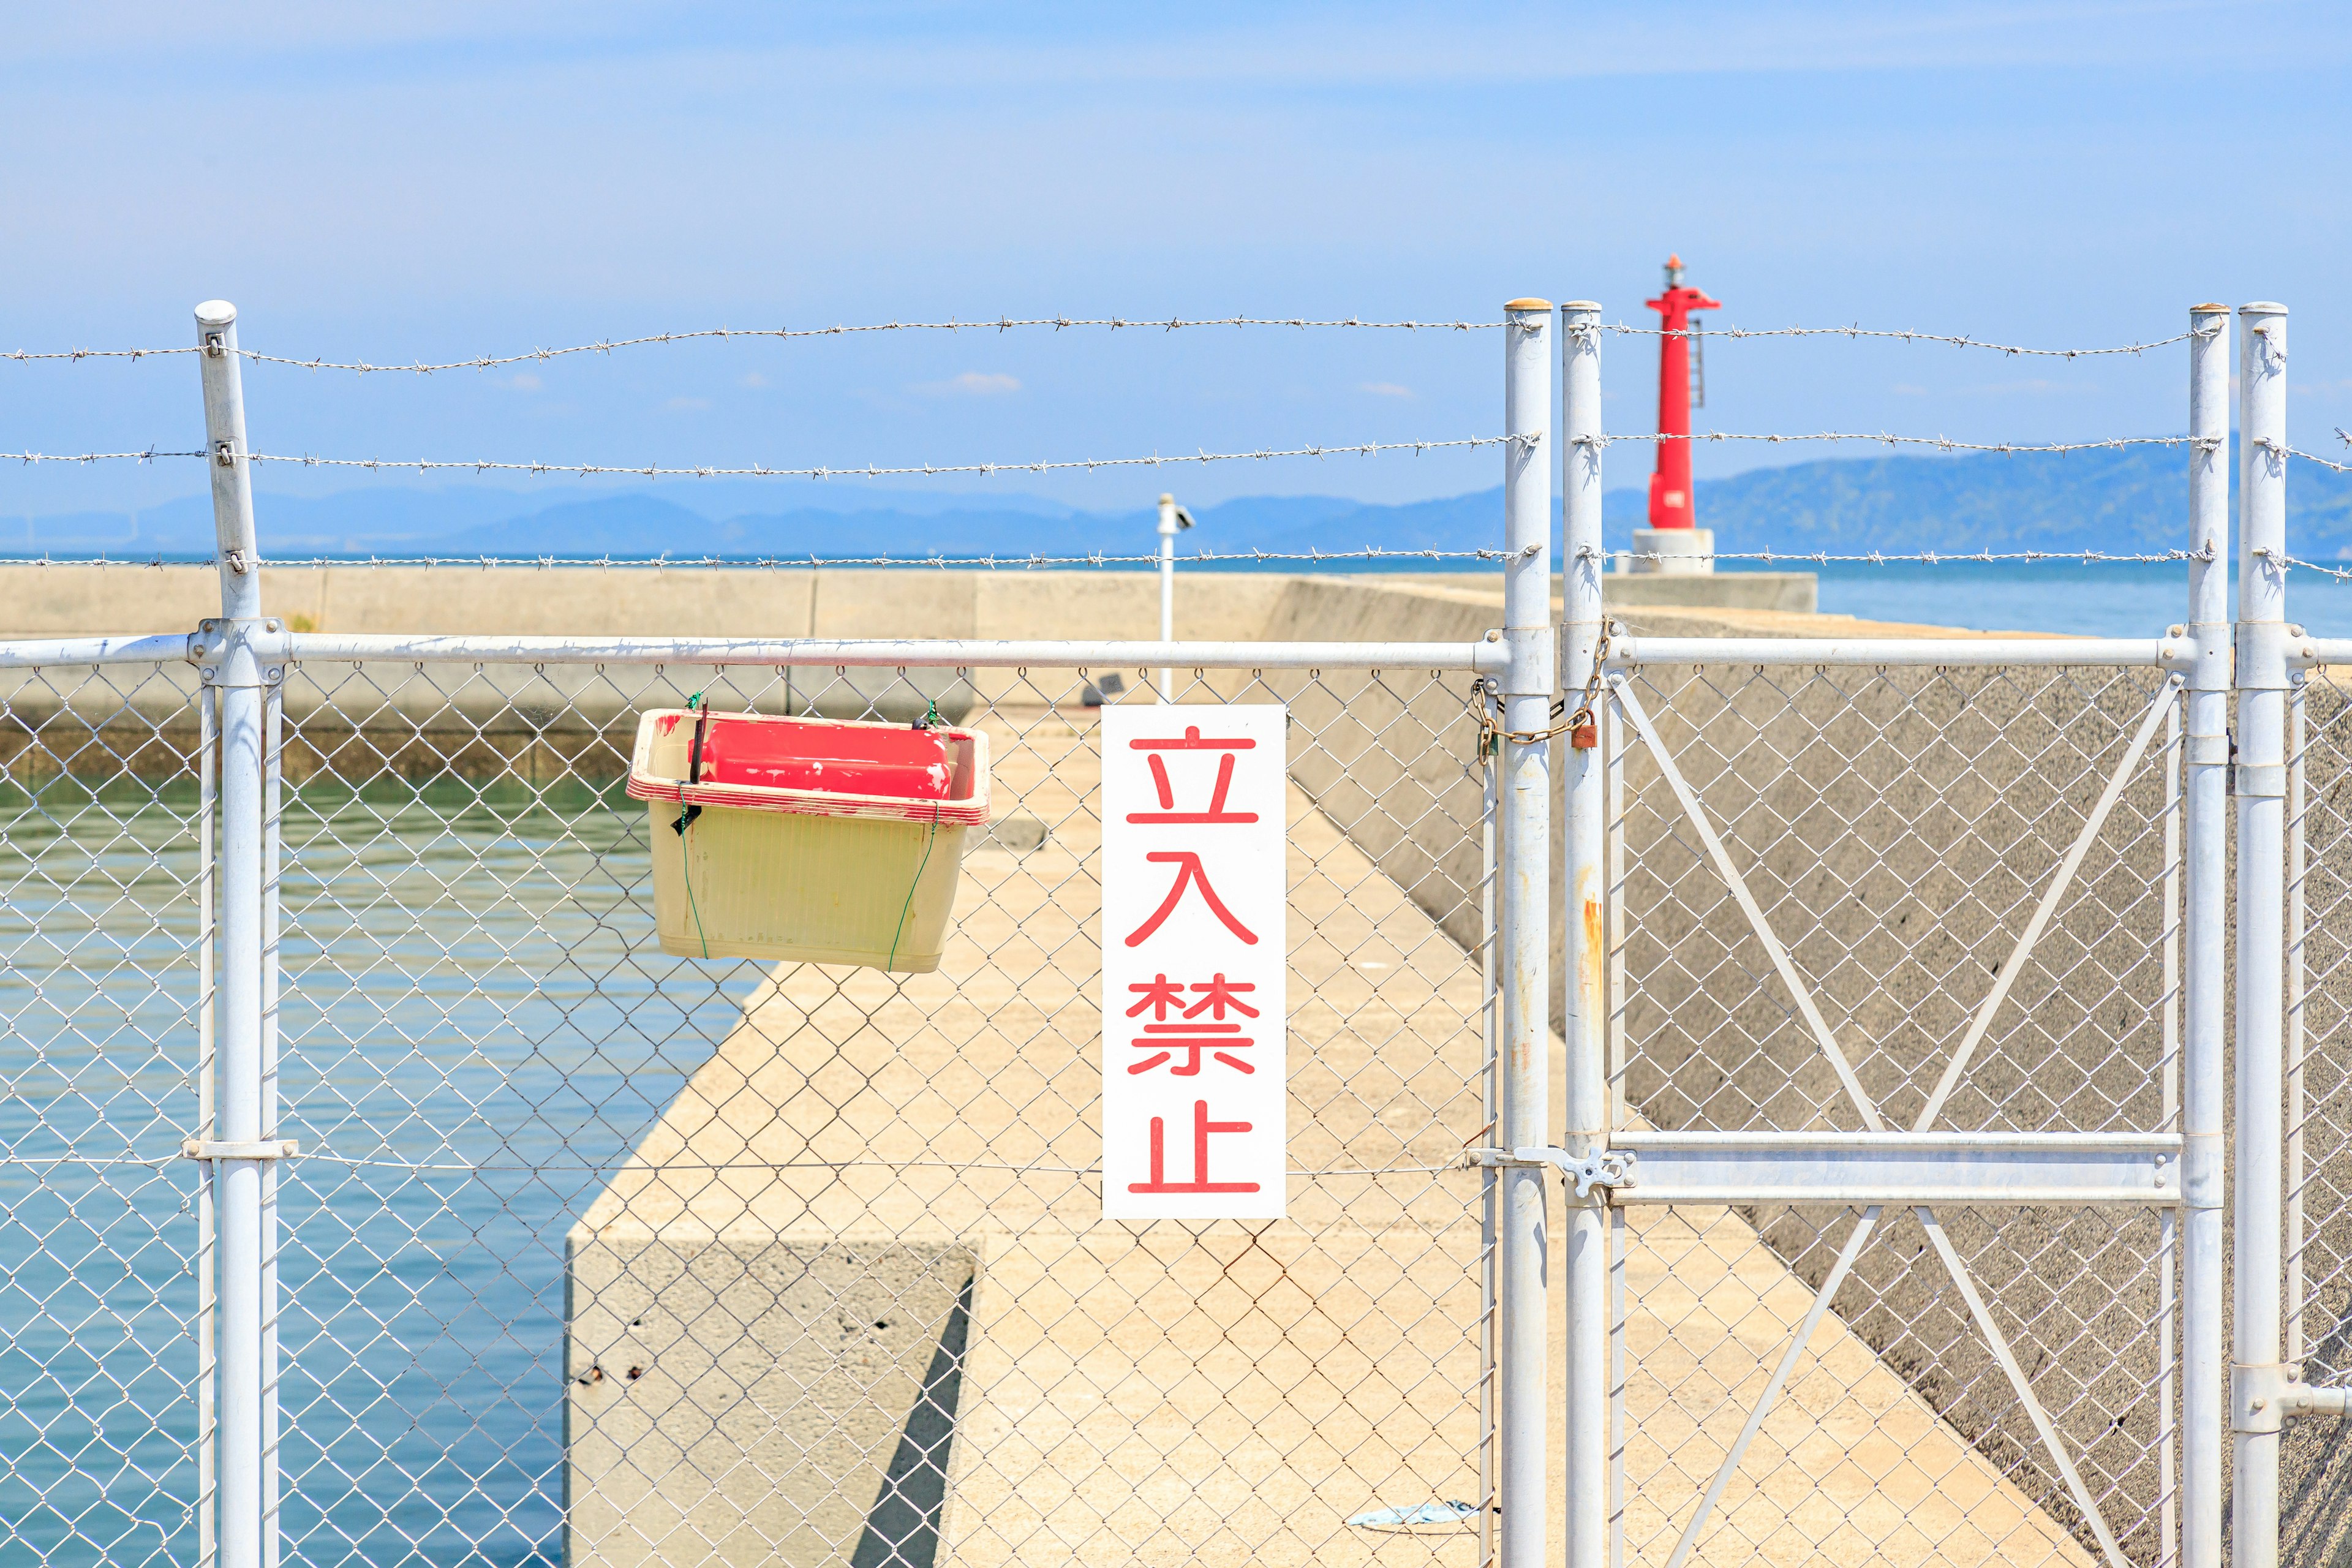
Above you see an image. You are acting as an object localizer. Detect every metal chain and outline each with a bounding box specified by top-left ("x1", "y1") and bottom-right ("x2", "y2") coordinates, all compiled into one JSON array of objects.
[{"x1": 1474, "y1": 629, "x2": 1610, "y2": 751}]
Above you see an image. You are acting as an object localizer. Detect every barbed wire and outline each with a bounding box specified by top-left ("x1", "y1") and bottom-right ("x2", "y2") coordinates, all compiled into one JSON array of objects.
[
  {"x1": 4, "y1": 347, "x2": 203, "y2": 364},
  {"x1": 2275, "y1": 554, "x2": 2352, "y2": 584},
  {"x1": 227, "y1": 317, "x2": 1504, "y2": 375},
  {"x1": 0, "y1": 314, "x2": 2231, "y2": 372},
  {"x1": 1574, "y1": 431, "x2": 2207, "y2": 454},
  {"x1": 1593, "y1": 322, "x2": 2206, "y2": 357},
  {"x1": 1590, "y1": 546, "x2": 2215, "y2": 567},
  {"x1": 235, "y1": 432, "x2": 1525, "y2": 478},
  {"x1": 0, "y1": 434, "x2": 1523, "y2": 476},
  {"x1": 4, "y1": 448, "x2": 204, "y2": 464},
  {"x1": 2258, "y1": 436, "x2": 2352, "y2": 475},
  {"x1": 0, "y1": 545, "x2": 1532, "y2": 570},
  {"x1": 0, "y1": 545, "x2": 2248, "y2": 573}
]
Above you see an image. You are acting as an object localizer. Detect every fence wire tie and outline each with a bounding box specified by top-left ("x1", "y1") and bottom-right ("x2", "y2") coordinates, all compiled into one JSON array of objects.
[{"x1": 181, "y1": 1138, "x2": 299, "y2": 1162}]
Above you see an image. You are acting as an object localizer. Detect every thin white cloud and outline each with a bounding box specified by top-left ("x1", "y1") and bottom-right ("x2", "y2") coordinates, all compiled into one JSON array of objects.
[
  {"x1": 739, "y1": 370, "x2": 770, "y2": 389},
  {"x1": 507, "y1": 372, "x2": 542, "y2": 391},
  {"x1": 666, "y1": 394, "x2": 712, "y2": 411},
  {"x1": 1359, "y1": 381, "x2": 1412, "y2": 399},
  {"x1": 913, "y1": 371, "x2": 1021, "y2": 398}
]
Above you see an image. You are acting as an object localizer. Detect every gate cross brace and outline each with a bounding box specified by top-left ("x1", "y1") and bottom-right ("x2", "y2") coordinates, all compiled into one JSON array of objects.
[{"x1": 1610, "y1": 674, "x2": 2180, "y2": 1568}]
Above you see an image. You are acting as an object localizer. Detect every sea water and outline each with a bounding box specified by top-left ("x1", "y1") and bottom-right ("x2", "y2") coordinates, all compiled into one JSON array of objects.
[{"x1": 0, "y1": 780, "x2": 766, "y2": 1568}]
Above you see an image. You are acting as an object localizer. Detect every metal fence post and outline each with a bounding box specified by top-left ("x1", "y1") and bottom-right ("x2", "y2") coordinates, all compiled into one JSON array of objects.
[
  {"x1": 1157, "y1": 492, "x2": 1178, "y2": 701},
  {"x1": 1559, "y1": 299, "x2": 1607, "y2": 1568},
  {"x1": 2182, "y1": 301, "x2": 2230, "y2": 1568},
  {"x1": 195, "y1": 300, "x2": 276, "y2": 1568},
  {"x1": 1498, "y1": 297, "x2": 1554, "y2": 1568},
  {"x1": 2234, "y1": 300, "x2": 2291, "y2": 1568}
]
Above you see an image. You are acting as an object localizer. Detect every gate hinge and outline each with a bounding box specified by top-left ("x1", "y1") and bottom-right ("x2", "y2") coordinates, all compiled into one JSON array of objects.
[
  {"x1": 1467, "y1": 1145, "x2": 1636, "y2": 1198},
  {"x1": 181, "y1": 1138, "x2": 299, "y2": 1162}
]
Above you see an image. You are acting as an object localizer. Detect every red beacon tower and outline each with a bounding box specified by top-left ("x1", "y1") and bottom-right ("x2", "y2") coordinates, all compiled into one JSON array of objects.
[{"x1": 1638, "y1": 254, "x2": 1721, "y2": 574}]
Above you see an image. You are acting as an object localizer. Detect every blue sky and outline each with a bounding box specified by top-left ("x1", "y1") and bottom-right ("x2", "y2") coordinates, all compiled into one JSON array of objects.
[{"x1": 3, "y1": 1, "x2": 2348, "y2": 524}]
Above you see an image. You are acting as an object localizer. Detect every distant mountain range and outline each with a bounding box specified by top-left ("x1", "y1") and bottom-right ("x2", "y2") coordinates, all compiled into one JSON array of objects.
[{"x1": 11, "y1": 444, "x2": 2351, "y2": 562}]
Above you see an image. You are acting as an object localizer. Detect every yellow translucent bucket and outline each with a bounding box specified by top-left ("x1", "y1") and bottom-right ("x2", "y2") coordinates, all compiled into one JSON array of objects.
[{"x1": 626, "y1": 709, "x2": 990, "y2": 971}]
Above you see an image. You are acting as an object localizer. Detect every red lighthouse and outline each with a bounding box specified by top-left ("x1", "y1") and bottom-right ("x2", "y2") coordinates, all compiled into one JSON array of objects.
[{"x1": 1638, "y1": 255, "x2": 1721, "y2": 572}]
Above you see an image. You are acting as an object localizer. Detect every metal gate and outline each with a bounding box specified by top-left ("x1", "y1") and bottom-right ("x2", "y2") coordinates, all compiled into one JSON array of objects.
[
  {"x1": 1600, "y1": 644, "x2": 2184, "y2": 1568},
  {"x1": 1531, "y1": 300, "x2": 2253, "y2": 1568}
]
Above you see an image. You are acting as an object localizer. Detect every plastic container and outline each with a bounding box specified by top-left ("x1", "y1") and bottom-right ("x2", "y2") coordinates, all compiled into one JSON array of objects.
[{"x1": 627, "y1": 709, "x2": 990, "y2": 971}]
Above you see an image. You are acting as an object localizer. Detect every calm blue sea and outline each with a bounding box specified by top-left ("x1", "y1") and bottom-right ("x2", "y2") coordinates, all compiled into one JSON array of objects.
[{"x1": 0, "y1": 779, "x2": 766, "y2": 1568}]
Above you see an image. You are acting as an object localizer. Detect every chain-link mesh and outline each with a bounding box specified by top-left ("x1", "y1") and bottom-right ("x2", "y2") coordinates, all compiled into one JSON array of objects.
[
  {"x1": 1, "y1": 660, "x2": 207, "y2": 1568},
  {"x1": 255, "y1": 655, "x2": 1496, "y2": 1568},
  {"x1": 2291, "y1": 670, "x2": 2352, "y2": 1388},
  {"x1": 1607, "y1": 660, "x2": 2181, "y2": 1567},
  {"x1": 2282, "y1": 667, "x2": 2352, "y2": 1567},
  {"x1": 4, "y1": 635, "x2": 2232, "y2": 1568}
]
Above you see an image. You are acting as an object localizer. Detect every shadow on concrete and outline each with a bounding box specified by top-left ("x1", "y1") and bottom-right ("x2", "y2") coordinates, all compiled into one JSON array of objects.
[{"x1": 851, "y1": 1272, "x2": 976, "y2": 1568}]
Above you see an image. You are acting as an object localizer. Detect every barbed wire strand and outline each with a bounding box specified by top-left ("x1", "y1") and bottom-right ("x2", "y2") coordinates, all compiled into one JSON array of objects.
[
  {"x1": 1600, "y1": 547, "x2": 2212, "y2": 567},
  {"x1": 1594, "y1": 323, "x2": 2207, "y2": 356},
  {"x1": 2, "y1": 348, "x2": 203, "y2": 364},
  {"x1": 0, "y1": 546, "x2": 2278, "y2": 573},
  {"x1": 2275, "y1": 555, "x2": 2352, "y2": 584},
  {"x1": 4, "y1": 448, "x2": 205, "y2": 464},
  {"x1": 7, "y1": 431, "x2": 2203, "y2": 470},
  {"x1": 1579, "y1": 432, "x2": 2207, "y2": 454},
  {"x1": 2260, "y1": 437, "x2": 2352, "y2": 475},
  {"x1": 3, "y1": 434, "x2": 1521, "y2": 475},
  {"x1": 228, "y1": 317, "x2": 1509, "y2": 374},
  {"x1": 0, "y1": 546, "x2": 1529, "y2": 570},
  {"x1": 235, "y1": 434, "x2": 1524, "y2": 478},
  {"x1": 7, "y1": 317, "x2": 2221, "y2": 373}
]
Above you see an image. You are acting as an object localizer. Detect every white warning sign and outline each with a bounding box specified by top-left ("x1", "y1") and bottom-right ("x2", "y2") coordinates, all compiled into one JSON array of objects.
[{"x1": 1099, "y1": 704, "x2": 1287, "y2": 1221}]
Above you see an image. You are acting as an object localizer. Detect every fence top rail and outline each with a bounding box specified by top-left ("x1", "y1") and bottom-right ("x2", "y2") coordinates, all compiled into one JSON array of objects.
[
  {"x1": 0, "y1": 633, "x2": 194, "y2": 669},
  {"x1": 276, "y1": 632, "x2": 1508, "y2": 673},
  {"x1": 2294, "y1": 637, "x2": 2352, "y2": 668},
  {"x1": 1608, "y1": 635, "x2": 2187, "y2": 669}
]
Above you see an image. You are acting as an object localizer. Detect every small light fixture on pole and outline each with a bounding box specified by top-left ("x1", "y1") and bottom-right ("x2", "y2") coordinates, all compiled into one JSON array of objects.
[{"x1": 1156, "y1": 492, "x2": 1194, "y2": 702}]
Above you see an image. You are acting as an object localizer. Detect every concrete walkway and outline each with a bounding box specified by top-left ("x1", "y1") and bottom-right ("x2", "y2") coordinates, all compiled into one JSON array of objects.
[{"x1": 566, "y1": 701, "x2": 2092, "y2": 1568}]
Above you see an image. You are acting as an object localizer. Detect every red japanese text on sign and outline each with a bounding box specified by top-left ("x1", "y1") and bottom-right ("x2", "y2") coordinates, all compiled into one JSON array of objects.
[{"x1": 1100, "y1": 704, "x2": 1286, "y2": 1220}]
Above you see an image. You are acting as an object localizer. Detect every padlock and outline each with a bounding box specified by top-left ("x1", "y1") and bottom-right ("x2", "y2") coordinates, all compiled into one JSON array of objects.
[{"x1": 1570, "y1": 718, "x2": 1599, "y2": 750}]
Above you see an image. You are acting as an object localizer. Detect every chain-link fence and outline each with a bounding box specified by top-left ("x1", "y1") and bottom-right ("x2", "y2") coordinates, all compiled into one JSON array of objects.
[
  {"x1": 2284, "y1": 665, "x2": 2352, "y2": 1564},
  {"x1": 1, "y1": 660, "x2": 208, "y2": 1567},
  {"x1": 2, "y1": 647, "x2": 1515, "y2": 1567}
]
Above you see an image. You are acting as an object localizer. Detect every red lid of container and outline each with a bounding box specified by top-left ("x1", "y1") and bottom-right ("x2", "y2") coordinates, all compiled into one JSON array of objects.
[
  {"x1": 628, "y1": 710, "x2": 989, "y2": 825},
  {"x1": 689, "y1": 713, "x2": 953, "y2": 800}
]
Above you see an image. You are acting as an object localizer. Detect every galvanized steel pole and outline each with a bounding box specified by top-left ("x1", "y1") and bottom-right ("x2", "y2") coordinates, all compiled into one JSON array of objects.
[
  {"x1": 196, "y1": 300, "x2": 269, "y2": 1568},
  {"x1": 2182, "y1": 303, "x2": 2229, "y2": 1568},
  {"x1": 1498, "y1": 298, "x2": 1554, "y2": 1568},
  {"x1": 1157, "y1": 492, "x2": 1178, "y2": 701},
  {"x1": 2234, "y1": 301, "x2": 2290, "y2": 1568},
  {"x1": 1560, "y1": 300, "x2": 1608, "y2": 1568}
]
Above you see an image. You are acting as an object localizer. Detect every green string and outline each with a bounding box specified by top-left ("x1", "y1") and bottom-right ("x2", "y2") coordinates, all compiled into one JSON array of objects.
[
  {"x1": 881, "y1": 704, "x2": 948, "y2": 969},
  {"x1": 679, "y1": 823, "x2": 710, "y2": 957},
  {"x1": 886, "y1": 802, "x2": 941, "y2": 971}
]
